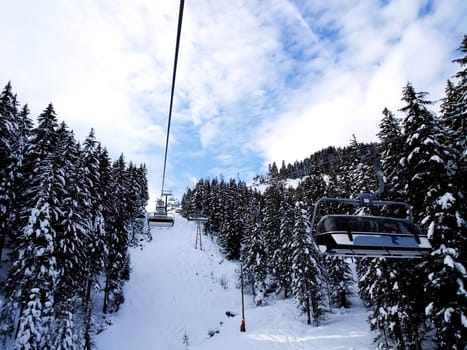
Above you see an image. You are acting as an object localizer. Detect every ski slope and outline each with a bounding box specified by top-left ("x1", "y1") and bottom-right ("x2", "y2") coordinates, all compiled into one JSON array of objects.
[{"x1": 96, "y1": 215, "x2": 374, "y2": 349}]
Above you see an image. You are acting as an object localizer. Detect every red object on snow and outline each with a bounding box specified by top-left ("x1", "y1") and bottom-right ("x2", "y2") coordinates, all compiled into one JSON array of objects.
[{"x1": 240, "y1": 319, "x2": 246, "y2": 332}]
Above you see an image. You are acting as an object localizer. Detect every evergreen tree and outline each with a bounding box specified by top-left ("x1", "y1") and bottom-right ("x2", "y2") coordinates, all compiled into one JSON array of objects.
[
  {"x1": 126, "y1": 162, "x2": 150, "y2": 247},
  {"x1": 268, "y1": 161, "x2": 279, "y2": 180},
  {"x1": 9, "y1": 103, "x2": 33, "y2": 244},
  {"x1": 262, "y1": 181, "x2": 283, "y2": 275},
  {"x1": 12, "y1": 104, "x2": 62, "y2": 349},
  {"x1": 241, "y1": 195, "x2": 267, "y2": 304},
  {"x1": 399, "y1": 83, "x2": 443, "y2": 219},
  {"x1": 270, "y1": 188, "x2": 294, "y2": 298},
  {"x1": 323, "y1": 257, "x2": 354, "y2": 309},
  {"x1": 103, "y1": 154, "x2": 131, "y2": 314},
  {"x1": 0, "y1": 82, "x2": 19, "y2": 266},
  {"x1": 53, "y1": 309, "x2": 76, "y2": 350},
  {"x1": 81, "y1": 130, "x2": 107, "y2": 349},
  {"x1": 52, "y1": 122, "x2": 89, "y2": 347},
  {"x1": 422, "y1": 38, "x2": 467, "y2": 349},
  {"x1": 206, "y1": 178, "x2": 222, "y2": 235},
  {"x1": 390, "y1": 83, "x2": 444, "y2": 348},
  {"x1": 189, "y1": 179, "x2": 207, "y2": 216},
  {"x1": 357, "y1": 258, "x2": 422, "y2": 349},
  {"x1": 290, "y1": 201, "x2": 324, "y2": 326},
  {"x1": 15, "y1": 288, "x2": 51, "y2": 350},
  {"x1": 218, "y1": 179, "x2": 245, "y2": 260},
  {"x1": 377, "y1": 108, "x2": 405, "y2": 205}
]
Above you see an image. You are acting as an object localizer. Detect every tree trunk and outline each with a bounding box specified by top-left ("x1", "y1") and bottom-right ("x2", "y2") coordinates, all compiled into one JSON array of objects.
[
  {"x1": 103, "y1": 273, "x2": 111, "y2": 314},
  {"x1": 312, "y1": 296, "x2": 319, "y2": 327},
  {"x1": 0, "y1": 233, "x2": 5, "y2": 267},
  {"x1": 306, "y1": 295, "x2": 311, "y2": 325},
  {"x1": 84, "y1": 273, "x2": 93, "y2": 350},
  {"x1": 14, "y1": 302, "x2": 25, "y2": 340}
]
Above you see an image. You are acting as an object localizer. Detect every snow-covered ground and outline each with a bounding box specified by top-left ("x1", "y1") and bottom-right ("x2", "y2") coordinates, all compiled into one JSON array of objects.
[{"x1": 96, "y1": 215, "x2": 374, "y2": 349}]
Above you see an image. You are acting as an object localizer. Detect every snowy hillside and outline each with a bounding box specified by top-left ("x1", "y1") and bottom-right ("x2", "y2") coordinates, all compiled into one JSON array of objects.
[{"x1": 96, "y1": 215, "x2": 374, "y2": 349}]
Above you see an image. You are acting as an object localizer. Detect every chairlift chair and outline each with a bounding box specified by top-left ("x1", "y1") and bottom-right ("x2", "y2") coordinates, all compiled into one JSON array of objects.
[
  {"x1": 310, "y1": 147, "x2": 432, "y2": 258},
  {"x1": 148, "y1": 198, "x2": 174, "y2": 227},
  {"x1": 311, "y1": 201, "x2": 431, "y2": 258},
  {"x1": 188, "y1": 213, "x2": 209, "y2": 250},
  {"x1": 187, "y1": 213, "x2": 209, "y2": 223}
]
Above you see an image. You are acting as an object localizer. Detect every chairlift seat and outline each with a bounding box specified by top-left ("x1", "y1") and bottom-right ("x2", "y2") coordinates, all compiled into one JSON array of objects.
[
  {"x1": 314, "y1": 215, "x2": 431, "y2": 258},
  {"x1": 148, "y1": 213, "x2": 174, "y2": 227}
]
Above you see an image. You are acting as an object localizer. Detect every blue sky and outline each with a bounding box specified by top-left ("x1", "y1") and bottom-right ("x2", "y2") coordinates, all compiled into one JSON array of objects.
[{"x1": 0, "y1": 0, "x2": 465, "y2": 204}]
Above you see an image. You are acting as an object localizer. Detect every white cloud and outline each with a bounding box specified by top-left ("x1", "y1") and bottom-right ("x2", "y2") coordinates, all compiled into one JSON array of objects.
[
  {"x1": 1, "y1": 0, "x2": 465, "y2": 200},
  {"x1": 0, "y1": 0, "x2": 183, "y2": 199},
  {"x1": 251, "y1": 0, "x2": 467, "y2": 166}
]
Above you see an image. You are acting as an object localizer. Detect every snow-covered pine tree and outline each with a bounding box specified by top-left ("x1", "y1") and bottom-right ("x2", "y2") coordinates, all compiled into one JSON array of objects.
[
  {"x1": 450, "y1": 35, "x2": 467, "y2": 159},
  {"x1": 262, "y1": 180, "x2": 283, "y2": 277},
  {"x1": 377, "y1": 108, "x2": 405, "y2": 207},
  {"x1": 441, "y1": 35, "x2": 466, "y2": 201},
  {"x1": 0, "y1": 89, "x2": 29, "y2": 340},
  {"x1": 52, "y1": 122, "x2": 89, "y2": 348},
  {"x1": 136, "y1": 163, "x2": 151, "y2": 240},
  {"x1": 189, "y1": 179, "x2": 207, "y2": 216},
  {"x1": 53, "y1": 308, "x2": 76, "y2": 350},
  {"x1": 218, "y1": 184, "x2": 234, "y2": 259},
  {"x1": 395, "y1": 82, "x2": 442, "y2": 347},
  {"x1": 125, "y1": 162, "x2": 150, "y2": 247},
  {"x1": 103, "y1": 154, "x2": 131, "y2": 314},
  {"x1": 399, "y1": 83, "x2": 445, "y2": 221},
  {"x1": 439, "y1": 80, "x2": 464, "y2": 178},
  {"x1": 199, "y1": 179, "x2": 212, "y2": 215},
  {"x1": 268, "y1": 161, "x2": 279, "y2": 180},
  {"x1": 270, "y1": 188, "x2": 294, "y2": 298},
  {"x1": 323, "y1": 257, "x2": 354, "y2": 309},
  {"x1": 358, "y1": 258, "x2": 422, "y2": 349},
  {"x1": 240, "y1": 194, "x2": 267, "y2": 304},
  {"x1": 421, "y1": 38, "x2": 467, "y2": 349},
  {"x1": 7, "y1": 103, "x2": 33, "y2": 248},
  {"x1": 0, "y1": 82, "x2": 19, "y2": 268},
  {"x1": 206, "y1": 178, "x2": 222, "y2": 235},
  {"x1": 80, "y1": 130, "x2": 107, "y2": 350},
  {"x1": 290, "y1": 201, "x2": 325, "y2": 326},
  {"x1": 14, "y1": 288, "x2": 49, "y2": 350},
  {"x1": 12, "y1": 103, "x2": 62, "y2": 349},
  {"x1": 180, "y1": 188, "x2": 193, "y2": 218},
  {"x1": 357, "y1": 95, "x2": 434, "y2": 349},
  {"x1": 354, "y1": 106, "x2": 405, "y2": 348},
  {"x1": 218, "y1": 179, "x2": 246, "y2": 260},
  {"x1": 338, "y1": 139, "x2": 382, "y2": 218}
]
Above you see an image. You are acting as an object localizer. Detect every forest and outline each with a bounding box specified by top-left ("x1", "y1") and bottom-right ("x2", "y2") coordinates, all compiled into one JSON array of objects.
[
  {"x1": 0, "y1": 87, "x2": 151, "y2": 349},
  {"x1": 180, "y1": 37, "x2": 466, "y2": 349}
]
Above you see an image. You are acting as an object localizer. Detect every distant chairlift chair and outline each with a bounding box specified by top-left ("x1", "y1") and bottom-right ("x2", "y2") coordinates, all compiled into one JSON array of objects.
[
  {"x1": 148, "y1": 197, "x2": 174, "y2": 227},
  {"x1": 188, "y1": 213, "x2": 209, "y2": 250}
]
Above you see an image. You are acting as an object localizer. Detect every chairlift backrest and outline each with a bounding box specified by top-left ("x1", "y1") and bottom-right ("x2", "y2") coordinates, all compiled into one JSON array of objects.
[
  {"x1": 155, "y1": 199, "x2": 167, "y2": 214},
  {"x1": 317, "y1": 215, "x2": 421, "y2": 236}
]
